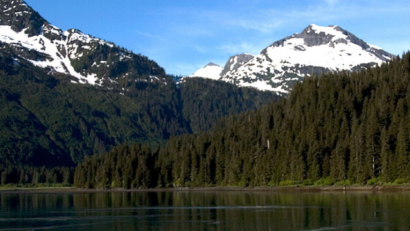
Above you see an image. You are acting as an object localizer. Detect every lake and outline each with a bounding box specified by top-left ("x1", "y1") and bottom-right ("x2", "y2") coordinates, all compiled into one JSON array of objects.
[{"x1": 1, "y1": 190, "x2": 409, "y2": 230}]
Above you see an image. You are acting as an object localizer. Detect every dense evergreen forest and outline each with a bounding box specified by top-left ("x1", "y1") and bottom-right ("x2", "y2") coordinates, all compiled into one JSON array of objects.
[
  {"x1": 0, "y1": 49, "x2": 277, "y2": 171},
  {"x1": 75, "y1": 52, "x2": 410, "y2": 188},
  {"x1": 0, "y1": 165, "x2": 74, "y2": 186}
]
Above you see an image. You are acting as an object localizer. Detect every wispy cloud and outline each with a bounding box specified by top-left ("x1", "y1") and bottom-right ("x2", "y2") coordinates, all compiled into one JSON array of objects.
[
  {"x1": 217, "y1": 41, "x2": 268, "y2": 55},
  {"x1": 191, "y1": 45, "x2": 209, "y2": 54},
  {"x1": 135, "y1": 30, "x2": 168, "y2": 42},
  {"x1": 172, "y1": 62, "x2": 204, "y2": 75},
  {"x1": 169, "y1": 25, "x2": 214, "y2": 38},
  {"x1": 186, "y1": 1, "x2": 410, "y2": 34}
]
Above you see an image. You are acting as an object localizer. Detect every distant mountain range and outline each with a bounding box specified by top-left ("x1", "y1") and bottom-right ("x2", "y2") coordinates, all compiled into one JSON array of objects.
[
  {"x1": 187, "y1": 24, "x2": 395, "y2": 95},
  {"x1": 1, "y1": 0, "x2": 394, "y2": 96}
]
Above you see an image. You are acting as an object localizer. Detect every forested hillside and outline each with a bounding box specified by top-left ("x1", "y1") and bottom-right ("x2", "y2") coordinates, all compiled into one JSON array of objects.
[
  {"x1": 74, "y1": 52, "x2": 410, "y2": 188},
  {"x1": 181, "y1": 77, "x2": 275, "y2": 133},
  {"x1": 0, "y1": 49, "x2": 278, "y2": 169}
]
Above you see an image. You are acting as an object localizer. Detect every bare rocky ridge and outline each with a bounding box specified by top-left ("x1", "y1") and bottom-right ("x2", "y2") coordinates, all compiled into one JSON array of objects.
[
  {"x1": 220, "y1": 53, "x2": 255, "y2": 77},
  {"x1": 0, "y1": 0, "x2": 45, "y2": 36}
]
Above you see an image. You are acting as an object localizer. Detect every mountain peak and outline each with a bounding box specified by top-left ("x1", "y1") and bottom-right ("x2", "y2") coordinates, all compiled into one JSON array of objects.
[
  {"x1": 221, "y1": 53, "x2": 255, "y2": 77},
  {"x1": 0, "y1": 0, "x2": 46, "y2": 36},
  {"x1": 304, "y1": 24, "x2": 338, "y2": 31},
  {"x1": 205, "y1": 62, "x2": 220, "y2": 67},
  {"x1": 188, "y1": 62, "x2": 223, "y2": 80}
]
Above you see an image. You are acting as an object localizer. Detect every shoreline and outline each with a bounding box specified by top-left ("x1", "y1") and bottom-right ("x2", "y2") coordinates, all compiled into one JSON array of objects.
[{"x1": 2, "y1": 185, "x2": 410, "y2": 194}]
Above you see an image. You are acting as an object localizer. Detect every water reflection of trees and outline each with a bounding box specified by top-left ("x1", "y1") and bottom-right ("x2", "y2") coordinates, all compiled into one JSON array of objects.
[{"x1": 1, "y1": 192, "x2": 410, "y2": 230}]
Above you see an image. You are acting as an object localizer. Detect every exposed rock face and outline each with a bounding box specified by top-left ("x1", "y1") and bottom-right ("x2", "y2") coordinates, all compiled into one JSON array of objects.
[
  {"x1": 0, "y1": 0, "x2": 46, "y2": 36},
  {"x1": 220, "y1": 53, "x2": 255, "y2": 77},
  {"x1": 205, "y1": 62, "x2": 219, "y2": 67}
]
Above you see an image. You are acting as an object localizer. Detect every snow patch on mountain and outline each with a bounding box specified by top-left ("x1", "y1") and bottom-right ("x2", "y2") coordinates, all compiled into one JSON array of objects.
[
  {"x1": 189, "y1": 62, "x2": 223, "y2": 80},
  {"x1": 0, "y1": 25, "x2": 106, "y2": 85}
]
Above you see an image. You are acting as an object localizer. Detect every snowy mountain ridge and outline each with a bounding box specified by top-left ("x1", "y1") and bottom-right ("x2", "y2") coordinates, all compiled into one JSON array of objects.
[
  {"x1": 189, "y1": 24, "x2": 395, "y2": 94},
  {"x1": 0, "y1": 0, "x2": 167, "y2": 88},
  {"x1": 186, "y1": 53, "x2": 254, "y2": 83}
]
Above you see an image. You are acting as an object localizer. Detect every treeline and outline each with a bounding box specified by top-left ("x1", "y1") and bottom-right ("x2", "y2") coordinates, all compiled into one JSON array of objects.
[
  {"x1": 0, "y1": 166, "x2": 74, "y2": 186},
  {"x1": 73, "y1": 143, "x2": 155, "y2": 189},
  {"x1": 75, "y1": 52, "x2": 410, "y2": 188}
]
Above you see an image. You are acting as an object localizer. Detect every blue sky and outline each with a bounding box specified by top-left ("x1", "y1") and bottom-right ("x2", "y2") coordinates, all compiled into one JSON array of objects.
[{"x1": 25, "y1": 0, "x2": 410, "y2": 75}]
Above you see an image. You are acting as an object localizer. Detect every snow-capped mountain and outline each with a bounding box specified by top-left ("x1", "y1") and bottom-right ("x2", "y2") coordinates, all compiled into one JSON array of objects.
[
  {"x1": 0, "y1": 0, "x2": 167, "y2": 88},
  {"x1": 190, "y1": 24, "x2": 394, "y2": 94},
  {"x1": 190, "y1": 62, "x2": 223, "y2": 80}
]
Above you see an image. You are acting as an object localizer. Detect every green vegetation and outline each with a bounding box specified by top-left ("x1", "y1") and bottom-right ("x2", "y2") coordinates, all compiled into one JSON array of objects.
[
  {"x1": 0, "y1": 184, "x2": 75, "y2": 190},
  {"x1": 334, "y1": 180, "x2": 351, "y2": 186},
  {"x1": 279, "y1": 180, "x2": 298, "y2": 186},
  {"x1": 0, "y1": 48, "x2": 277, "y2": 169},
  {"x1": 0, "y1": 165, "x2": 74, "y2": 186},
  {"x1": 181, "y1": 77, "x2": 276, "y2": 133},
  {"x1": 74, "y1": 52, "x2": 410, "y2": 189},
  {"x1": 314, "y1": 177, "x2": 333, "y2": 186}
]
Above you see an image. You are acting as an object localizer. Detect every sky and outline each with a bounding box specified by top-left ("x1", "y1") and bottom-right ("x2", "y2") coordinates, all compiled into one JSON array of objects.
[{"x1": 25, "y1": 0, "x2": 410, "y2": 76}]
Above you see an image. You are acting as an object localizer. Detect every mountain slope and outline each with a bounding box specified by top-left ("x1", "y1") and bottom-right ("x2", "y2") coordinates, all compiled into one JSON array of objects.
[
  {"x1": 0, "y1": 52, "x2": 187, "y2": 167},
  {"x1": 0, "y1": 52, "x2": 278, "y2": 167}
]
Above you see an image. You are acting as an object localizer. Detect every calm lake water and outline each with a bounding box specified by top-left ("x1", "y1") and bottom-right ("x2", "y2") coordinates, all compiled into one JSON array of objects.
[{"x1": 1, "y1": 190, "x2": 410, "y2": 230}]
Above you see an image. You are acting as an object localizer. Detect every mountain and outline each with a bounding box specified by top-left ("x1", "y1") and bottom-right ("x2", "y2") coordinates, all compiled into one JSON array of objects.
[
  {"x1": 0, "y1": 0, "x2": 166, "y2": 88},
  {"x1": 190, "y1": 24, "x2": 395, "y2": 95},
  {"x1": 0, "y1": 0, "x2": 278, "y2": 167},
  {"x1": 189, "y1": 62, "x2": 223, "y2": 80}
]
